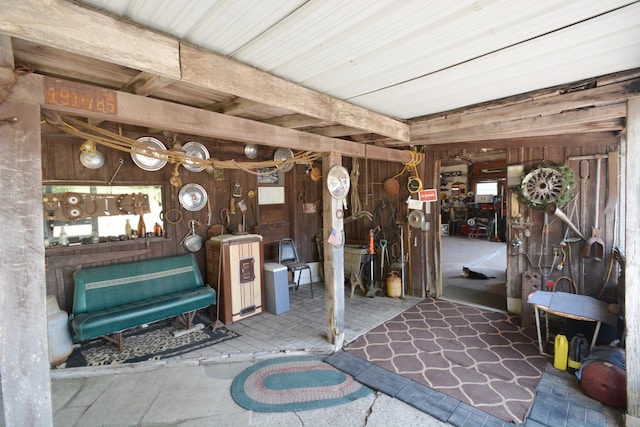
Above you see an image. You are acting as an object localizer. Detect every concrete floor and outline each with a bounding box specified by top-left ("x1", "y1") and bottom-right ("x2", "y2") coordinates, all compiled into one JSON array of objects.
[
  {"x1": 41, "y1": 285, "x2": 442, "y2": 427},
  {"x1": 441, "y1": 235, "x2": 508, "y2": 311}
]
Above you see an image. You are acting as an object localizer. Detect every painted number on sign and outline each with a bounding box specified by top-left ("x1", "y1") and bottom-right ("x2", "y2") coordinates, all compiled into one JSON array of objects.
[{"x1": 44, "y1": 78, "x2": 117, "y2": 114}]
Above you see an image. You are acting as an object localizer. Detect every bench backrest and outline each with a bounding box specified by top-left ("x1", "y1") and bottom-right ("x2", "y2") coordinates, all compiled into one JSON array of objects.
[{"x1": 72, "y1": 254, "x2": 204, "y2": 315}]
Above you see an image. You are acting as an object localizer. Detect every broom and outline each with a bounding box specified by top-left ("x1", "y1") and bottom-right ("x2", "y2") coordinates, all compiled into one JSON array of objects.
[{"x1": 491, "y1": 212, "x2": 501, "y2": 242}]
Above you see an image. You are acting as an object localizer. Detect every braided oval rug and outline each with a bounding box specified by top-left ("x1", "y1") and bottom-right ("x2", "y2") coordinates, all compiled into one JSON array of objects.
[{"x1": 231, "y1": 355, "x2": 371, "y2": 412}]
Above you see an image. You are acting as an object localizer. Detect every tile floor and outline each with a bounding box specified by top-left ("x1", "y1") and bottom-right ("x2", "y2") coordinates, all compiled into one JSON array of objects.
[{"x1": 179, "y1": 280, "x2": 423, "y2": 362}]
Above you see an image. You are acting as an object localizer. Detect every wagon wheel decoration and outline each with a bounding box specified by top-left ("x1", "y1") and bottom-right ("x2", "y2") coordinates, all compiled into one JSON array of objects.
[{"x1": 517, "y1": 164, "x2": 575, "y2": 210}]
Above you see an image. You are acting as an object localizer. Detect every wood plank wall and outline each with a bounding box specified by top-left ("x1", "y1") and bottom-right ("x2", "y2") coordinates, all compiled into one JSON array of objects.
[
  {"x1": 42, "y1": 123, "x2": 326, "y2": 311},
  {"x1": 432, "y1": 133, "x2": 621, "y2": 328},
  {"x1": 43, "y1": 119, "x2": 623, "y2": 323},
  {"x1": 340, "y1": 157, "x2": 423, "y2": 296}
]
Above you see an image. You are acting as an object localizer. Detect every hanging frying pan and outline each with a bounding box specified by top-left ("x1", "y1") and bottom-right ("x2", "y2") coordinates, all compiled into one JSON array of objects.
[
  {"x1": 178, "y1": 183, "x2": 208, "y2": 211},
  {"x1": 181, "y1": 220, "x2": 203, "y2": 253}
]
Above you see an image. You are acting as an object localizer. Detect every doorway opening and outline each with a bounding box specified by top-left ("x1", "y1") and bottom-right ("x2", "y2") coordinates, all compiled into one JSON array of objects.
[{"x1": 438, "y1": 152, "x2": 508, "y2": 311}]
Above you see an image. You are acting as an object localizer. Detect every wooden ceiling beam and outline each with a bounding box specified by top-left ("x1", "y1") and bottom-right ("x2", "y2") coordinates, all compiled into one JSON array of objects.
[
  {"x1": 205, "y1": 97, "x2": 262, "y2": 116},
  {"x1": 410, "y1": 77, "x2": 640, "y2": 137},
  {"x1": 261, "y1": 114, "x2": 327, "y2": 129},
  {"x1": 397, "y1": 104, "x2": 626, "y2": 146},
  {"x1": 180, "y1": 44, "x2": 410, "y2": 142},
  {"x1": 16, "y1": 73, "x2": 412, "y2": 163},
  {"x1": 121, "y1": 72, "x2": 175, "y2": 97},
  {"x1": 430, "y1": 132, "x2": 619, "y2": 153},
  {"x1": 408, "y1": 119, "x2": 623, "y2": 146},
  {"x1": 307, "y1": 125, "x2": 371, "y2": 138},
  {"x1": 0, "y1": 0, "x2": 410, "y2": 143},
  {"x1": 87, "y1": 72, "x2": 176, "y2": 126},
  {"x1": 0, "y1": 0, "x2": 181, "y2": 80}
]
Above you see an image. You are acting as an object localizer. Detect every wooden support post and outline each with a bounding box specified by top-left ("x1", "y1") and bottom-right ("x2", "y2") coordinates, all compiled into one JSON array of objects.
[
  {"x1": 626, "y1": 97, "x2": 640, "y2": 424},
  {"x1": 0, "y1": 99, "x2": 53, "y2": 426},
  {"x1": 322, "y1": 153, "x2": 345, "y2": 349},
  {"x1": 408, "y1": 150, "x2": 431, "y2": 298}
]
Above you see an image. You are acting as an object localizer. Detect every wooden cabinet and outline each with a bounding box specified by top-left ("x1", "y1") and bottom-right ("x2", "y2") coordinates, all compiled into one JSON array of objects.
[{"x1": 206, "y1": 234, "x2": 264, "y2": 324}]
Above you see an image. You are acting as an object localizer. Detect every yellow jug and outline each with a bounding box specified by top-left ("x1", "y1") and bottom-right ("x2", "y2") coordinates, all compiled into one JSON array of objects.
[
  {"x1": 554, "y1": 334, "x2": 568, "y2": 371},
  {"x1": 386, "y1": 271, "x2": 402, "y2": 298}
]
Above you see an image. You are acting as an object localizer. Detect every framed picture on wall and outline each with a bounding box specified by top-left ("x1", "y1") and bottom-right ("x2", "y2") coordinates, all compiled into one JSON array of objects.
[{"x1": 257, "y1": 168, "x2": 283, "y2": 185}]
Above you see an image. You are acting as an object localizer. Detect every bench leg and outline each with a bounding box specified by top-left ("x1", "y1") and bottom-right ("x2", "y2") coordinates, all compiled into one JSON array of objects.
[
  {"x1": 102, "y1": 332, "x2": 124, "y2": 351},
  {"x1": 176, "y1": 311, "x2": 196, "y2": 330}
]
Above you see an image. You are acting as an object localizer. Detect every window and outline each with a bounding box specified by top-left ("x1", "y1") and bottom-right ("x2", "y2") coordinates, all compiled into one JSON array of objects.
[
  {"x1": 43, "y1": 185, "x2": 163, "y2": 244},
  {"x1": 475, "y1": 181, "x2": 498, "y2": 196}
]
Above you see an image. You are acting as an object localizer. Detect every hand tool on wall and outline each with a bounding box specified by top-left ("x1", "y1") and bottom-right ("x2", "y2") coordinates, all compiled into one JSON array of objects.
[
  {"x1": 379, "y1": 239, "x2": 388, "y2": 283},
  {"x1": 583, "y1": 157, "x2": 605, "y2": 261},
  {"x1": 107, "y1": 158, "x2": 125, "y2": 185},
  {"x1": 366, "y1": 227, "x2": 383, "y2": 297},
  {"x1": 605, "y1": 151, "x2": 618, "y2": 217}
]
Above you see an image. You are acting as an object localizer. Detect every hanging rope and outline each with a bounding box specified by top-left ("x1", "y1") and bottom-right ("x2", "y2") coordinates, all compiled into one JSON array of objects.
[
  {"x1": 344, "y1": 158, "x2": 373, "y2": 224},
  {"x1": 45, "y1": 114, "x2": 326, "y2": 175},
  {"x1": 390, "y1": 149, "x2": 423, "y2": 180}
]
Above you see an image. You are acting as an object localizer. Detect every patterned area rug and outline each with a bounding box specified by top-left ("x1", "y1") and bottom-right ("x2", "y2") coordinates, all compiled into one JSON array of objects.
[
  {"x1": 231, "y1": 356, "x2": 372, "y2": 412},
  {"x1": 343, "y1": 298, "x2": 546, "y2": 423},
  {"x1": 54, "y1": 313, "x2": 239, "y2": 368}
]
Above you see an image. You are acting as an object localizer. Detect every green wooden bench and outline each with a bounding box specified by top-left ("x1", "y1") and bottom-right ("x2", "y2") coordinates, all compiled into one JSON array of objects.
[{"x1": 69, "y1": 254, "x2": 216, "y2": 350}]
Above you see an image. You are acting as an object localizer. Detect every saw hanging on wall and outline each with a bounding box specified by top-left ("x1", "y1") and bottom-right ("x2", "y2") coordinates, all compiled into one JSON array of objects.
[{"x1": 407, "y1": 209, "x2": 425, "y2": 229}]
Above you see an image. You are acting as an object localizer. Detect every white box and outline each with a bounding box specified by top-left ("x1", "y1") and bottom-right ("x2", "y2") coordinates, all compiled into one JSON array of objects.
[{"x1": 474, "y1": 195, "x2": 494, "y2": 203}]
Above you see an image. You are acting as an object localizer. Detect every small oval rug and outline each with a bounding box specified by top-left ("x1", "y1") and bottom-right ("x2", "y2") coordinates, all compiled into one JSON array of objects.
[{"x1": 231, "y1": 355, "x2": 371, "y2": 412}]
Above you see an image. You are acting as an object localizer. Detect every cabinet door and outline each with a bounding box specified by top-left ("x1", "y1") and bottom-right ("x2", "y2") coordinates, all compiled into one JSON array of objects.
[
  {"x1": 228, "y1": 240, "x2": 263, "y2": 321},
  {"x1": 206, "y1": 239, "x2": 264, "y2": 324}
]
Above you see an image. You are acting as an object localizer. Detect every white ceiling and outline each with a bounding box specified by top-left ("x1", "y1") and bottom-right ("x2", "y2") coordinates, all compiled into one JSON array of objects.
[{"x1": 77, "y1": 0, "x2": 640, "y2": 120}]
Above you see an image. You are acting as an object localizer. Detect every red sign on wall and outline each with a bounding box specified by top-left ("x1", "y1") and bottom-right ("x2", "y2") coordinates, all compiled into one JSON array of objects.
[{"x1": 419, "y1": 189, "x2": 438, "y2": 202}]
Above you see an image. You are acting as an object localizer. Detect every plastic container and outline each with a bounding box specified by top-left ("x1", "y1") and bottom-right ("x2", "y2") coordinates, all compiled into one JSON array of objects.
[
  {"x1": 554, "y1": 334, "x2": 568, "y2": 371},
  {"x1": 568, "y1": 333, "x2": 589, "y2": 371},
  {"x1": 386, "y1": 271, "x2": 401, "y2": 298},
  {"x1": 46, "y1": 295, "x2": 73, "y2": 365}
]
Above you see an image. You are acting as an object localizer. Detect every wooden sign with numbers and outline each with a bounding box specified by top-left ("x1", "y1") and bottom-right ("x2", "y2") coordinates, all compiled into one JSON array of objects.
[{"x1": 44, "y1": 77, "x2": 117, "y2": 114}]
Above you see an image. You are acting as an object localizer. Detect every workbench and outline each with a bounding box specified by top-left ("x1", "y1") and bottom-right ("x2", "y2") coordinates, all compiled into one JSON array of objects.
[{"x1": 527, "y1": 291, "x2": 618, "y2": 356}]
